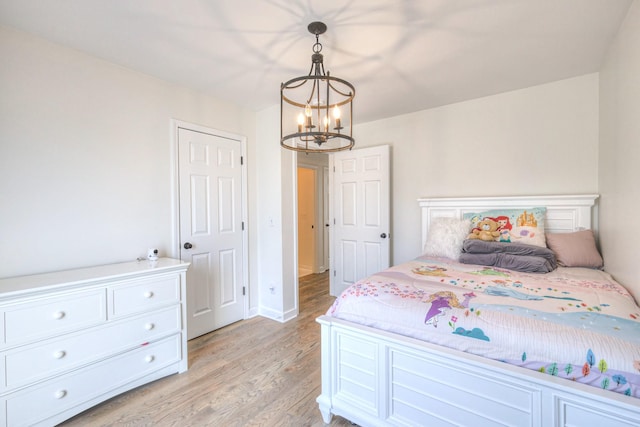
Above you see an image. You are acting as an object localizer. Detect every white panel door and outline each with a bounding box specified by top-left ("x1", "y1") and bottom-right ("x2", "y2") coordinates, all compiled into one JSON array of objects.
[
  {"x1": 330, "y1": 145, "x2": 390, "y2": 296},
  {"x1": 178, "y1": 128, "x2": 244, "y2": 339}
]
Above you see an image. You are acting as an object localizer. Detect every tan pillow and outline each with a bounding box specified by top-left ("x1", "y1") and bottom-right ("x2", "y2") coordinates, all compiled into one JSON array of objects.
[{"x1": 545, "y1": 230, "x2": 603, "y2": 269}]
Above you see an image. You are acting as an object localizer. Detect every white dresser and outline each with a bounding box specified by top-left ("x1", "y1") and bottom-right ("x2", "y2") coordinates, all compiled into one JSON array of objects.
[{"x1": 0, "y1": 258, "x2": 190, "y2": 427}]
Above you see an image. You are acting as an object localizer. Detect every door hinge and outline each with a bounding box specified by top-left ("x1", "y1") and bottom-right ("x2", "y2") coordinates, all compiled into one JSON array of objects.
[
  {"x1": 242, "y1": 221, "x2": 245, "y2": 231},
  {"x1": 240, "y1": 156, "x2": 244, "y2": 165},
  {"x1": 242, "y1": 286, "x2": 246, "y2": 296},
  {"x1": 334, "y1": 270, "x2": 336, "y2": 277}
]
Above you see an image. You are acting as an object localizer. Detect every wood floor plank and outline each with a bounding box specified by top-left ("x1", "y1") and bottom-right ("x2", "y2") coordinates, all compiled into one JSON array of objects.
[{"x1": 59, "y1": 272, "x2": 354, "y2": 426}]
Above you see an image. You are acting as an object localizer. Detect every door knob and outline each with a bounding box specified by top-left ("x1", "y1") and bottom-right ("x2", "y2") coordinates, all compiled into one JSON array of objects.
[
  {"x1": 184, "y1": 242, "x2": 193, "y2": 249},
  {"x1": 380, "y1": 233, "x2": 387, "y2": 239}
]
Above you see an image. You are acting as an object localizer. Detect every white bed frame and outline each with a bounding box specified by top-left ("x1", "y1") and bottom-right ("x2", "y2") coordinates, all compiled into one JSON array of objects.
[{"x1": 317, "y1": 194, "x2": 640, "y2": 427}]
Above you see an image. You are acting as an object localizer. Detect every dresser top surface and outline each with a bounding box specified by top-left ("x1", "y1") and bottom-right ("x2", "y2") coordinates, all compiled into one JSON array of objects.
[{"x1": 0, "y1": 258, "x2": 190, "y2": 299}]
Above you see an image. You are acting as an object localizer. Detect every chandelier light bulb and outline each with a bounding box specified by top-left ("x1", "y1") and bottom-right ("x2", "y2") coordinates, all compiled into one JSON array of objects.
[
  {"x1": 304, "y1": 103, "x2": 313, "y2": 127},
  {"x1": 333, "y1": 105, "x2": 342, "y2": 129}
]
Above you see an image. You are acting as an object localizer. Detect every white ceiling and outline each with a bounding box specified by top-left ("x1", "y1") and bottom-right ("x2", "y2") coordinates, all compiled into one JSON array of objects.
[{"x1": 0, "y1": 0, "x2": 632, "y2": 123}]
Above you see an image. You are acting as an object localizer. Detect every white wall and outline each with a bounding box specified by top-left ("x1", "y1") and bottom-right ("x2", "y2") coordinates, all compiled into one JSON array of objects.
[
  {"x1": 599, "y1": 0, "x2": 640, "y2": 301},
  {"x1": 0, "y1": 26, "x2": 257, "y2": 297},
  {"x1": 253, "y1": 106, "x2": 301, "y2": 322},
  {"x1": 254, "y1": 105, "x2": 286, "y2": 320},
  {"x1": 281, "y1": 148, "x2": 298, "y2": 320},
  {"x1": 353, "y1": 74, "x2": 600, "y2": 265}
]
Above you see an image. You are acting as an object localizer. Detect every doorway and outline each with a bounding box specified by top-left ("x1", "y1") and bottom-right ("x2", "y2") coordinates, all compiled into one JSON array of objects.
[
  {"x1": 297, "y1": 152, "x2": 329, "y2": 280},
  {"x1": 297, "y1": 166, "x2": 316, "y2": 277}
]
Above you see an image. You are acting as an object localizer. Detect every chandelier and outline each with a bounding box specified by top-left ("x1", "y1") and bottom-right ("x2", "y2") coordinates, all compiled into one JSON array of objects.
[{"x1": 280, "y1": 22, "x2": 355, "y2": 152}]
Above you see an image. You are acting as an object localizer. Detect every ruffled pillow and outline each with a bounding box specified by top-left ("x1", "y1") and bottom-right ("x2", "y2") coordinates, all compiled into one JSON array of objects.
[{"x1": 424, "y1": 217, "x2": 471, "y2": 260}]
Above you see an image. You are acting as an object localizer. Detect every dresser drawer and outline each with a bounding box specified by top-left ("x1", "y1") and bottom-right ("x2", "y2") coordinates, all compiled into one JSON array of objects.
[
  {"x1": 2, "y1": 305, "x2": 181, "y2": 391},
  {"x1": 109, "y1": 275, "x2": 181, "y2": 317},
  {"x1": 3, "y1": 289, "x2": 107, "y2": 346},
  {"x1": 4, "y1": 334, "x2": 181, "y2": 427}
]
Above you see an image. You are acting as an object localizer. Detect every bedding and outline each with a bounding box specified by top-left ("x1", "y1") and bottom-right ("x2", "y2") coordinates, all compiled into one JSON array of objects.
[
  {"x1": 460, "y1": 239, "x2": 557, "y2": 273},
  {"x1": 327, "y1": 255, "x2": 640, "y2": 399}
]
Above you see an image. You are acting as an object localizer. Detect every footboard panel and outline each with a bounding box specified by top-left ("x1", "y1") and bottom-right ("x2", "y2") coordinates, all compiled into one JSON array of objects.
[
  {"x1": 317, "y1": 316, "x2": 640, "y2": 427},
  {"x1": 389, "y1": 348, "x2": 539, "y2": 426},
  {"x1": 334, "y1": 332, "x2": 379, "y2": 415}
]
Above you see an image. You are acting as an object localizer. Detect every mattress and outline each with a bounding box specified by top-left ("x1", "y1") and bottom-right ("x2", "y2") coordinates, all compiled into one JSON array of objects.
[{"x1": 327, "y1": 255, "x2": 640, "y2": 398}]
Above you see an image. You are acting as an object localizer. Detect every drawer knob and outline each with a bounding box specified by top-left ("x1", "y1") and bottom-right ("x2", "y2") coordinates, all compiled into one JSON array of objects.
[
  {"x1": 53, "y1": 350, "x2": 66, "y2": 359},
  {"x1": 145, "y1": 355, "x2": 155, "y2": 363},
  {"x1": 144, "y1": 323, "x2": 155, "y2": 331},
  {"x1": 143, "y1": 291, "x2": 154, "y2": 298},
  {"x1": 53, "y1": 311, "x2": 66, "y2": 320},
  {"x1": 54, "y1": 390, "x2": 67, "y2": 399}
]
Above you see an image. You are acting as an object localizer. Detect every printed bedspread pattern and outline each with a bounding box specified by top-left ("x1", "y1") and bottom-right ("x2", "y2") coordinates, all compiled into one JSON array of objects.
[{"x1": 328, "y1": 255, "x2": 640, "y2": 399}]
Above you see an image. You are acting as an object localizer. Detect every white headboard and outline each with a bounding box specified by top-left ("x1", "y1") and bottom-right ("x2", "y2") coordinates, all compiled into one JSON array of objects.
[{"x1": 418, "y1": 194, "x2": 599, "y2": 251}]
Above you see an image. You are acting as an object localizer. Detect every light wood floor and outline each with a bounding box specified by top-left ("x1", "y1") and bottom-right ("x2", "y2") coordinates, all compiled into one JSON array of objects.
[{"x1": 60, "y1": 272, "x2": 354, "y2": 427}]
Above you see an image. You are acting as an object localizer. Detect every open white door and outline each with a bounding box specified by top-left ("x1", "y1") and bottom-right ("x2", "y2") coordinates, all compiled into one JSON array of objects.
[
  {"x1": 178, "y1": 126, "x2": 246, "y2": 339},
  {"x1": 330, "y1": 145, "x2": 390, "y2": 296}
]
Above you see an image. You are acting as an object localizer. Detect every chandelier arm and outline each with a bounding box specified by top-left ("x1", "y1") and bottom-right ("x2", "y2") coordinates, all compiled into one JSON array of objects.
[
  {"x1": 284, "y1": 79, "x2": 308, "y2": 90},
  {"x1": 306, "y1": 78, "x2": 318, "y2": 105},
  {"x1": 327, "y1": 85, "x2": 354, "y2": 99},
  {"x1": 327, "y1": 79, "x2": 356, "y2": 98}
]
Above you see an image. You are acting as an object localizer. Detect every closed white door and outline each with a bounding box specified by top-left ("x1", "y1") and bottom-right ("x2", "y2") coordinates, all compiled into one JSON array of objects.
[
  {"x1": 330, "y1": 145, "x2": 390, "y2": 296},
  {"x1": 178, "y1": 127, "x2": 245, "y2": 339}
]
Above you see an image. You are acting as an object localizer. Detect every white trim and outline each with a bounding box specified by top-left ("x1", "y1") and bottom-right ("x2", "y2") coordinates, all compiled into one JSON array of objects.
[{"x1": 169, "y1": 119, "x2": 249, "y2": 319}]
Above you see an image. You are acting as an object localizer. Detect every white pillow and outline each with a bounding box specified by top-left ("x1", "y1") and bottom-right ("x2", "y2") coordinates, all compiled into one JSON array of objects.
[{"x1": 424, "y1": 217, "x2": 471, "y2": 260}]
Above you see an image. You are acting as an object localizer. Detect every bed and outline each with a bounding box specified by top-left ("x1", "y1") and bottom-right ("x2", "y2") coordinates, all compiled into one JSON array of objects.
[{"x1": 316, "y1": 194, "x2": 640, "y2": 427}]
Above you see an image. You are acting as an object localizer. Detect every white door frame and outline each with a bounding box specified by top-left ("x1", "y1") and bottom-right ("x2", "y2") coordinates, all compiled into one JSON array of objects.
[
  {"x1": 322, "y1": 165, "x2": 330, "y2": 272},
  {"x1": 170, "y1": 119, "x2": 249, "y2": 319}
]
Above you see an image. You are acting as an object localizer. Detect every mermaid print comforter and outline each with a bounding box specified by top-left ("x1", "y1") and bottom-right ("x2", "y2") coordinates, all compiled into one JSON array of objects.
[{"x1": 327, "y1": 255, "x2": 640, "y2": 399}]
